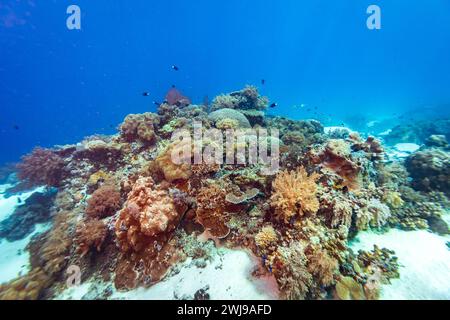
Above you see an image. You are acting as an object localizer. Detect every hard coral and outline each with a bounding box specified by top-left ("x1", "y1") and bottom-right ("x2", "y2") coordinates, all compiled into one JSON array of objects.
[
  {"x1": 17, "y1": 147, "x2": 66, "y2": 187},
  {"x1": 75, "y1": 219, "x2": 108, "y2": 256},
  {"x1": 270, "y1": 167, "x2": 320, "y2": 223},
  {"x1": 211, "y1": 86, "x2": 268, "y2": 111},
  {"x1": 307, "y1": 249, "x2": 339, "y2": 287},
  {"x1": 255, "y1": 225, "x2": 278, "y2": 249},
  {"x1": 86, "y1": 184, "x2": 121, "y2": 218}
]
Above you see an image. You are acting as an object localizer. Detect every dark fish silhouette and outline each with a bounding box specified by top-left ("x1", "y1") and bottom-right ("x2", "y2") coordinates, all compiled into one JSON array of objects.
[
  {"x1": 261, "y1": 79, "x2": 265, "y2": 85},
  {"x1": 269, "y1": 103, "x2": 278, "y2": 108},
  {"x1": 13, "y1": 125, "x2": 19, "y2": 130},
  {"x1": 172, "y1": 65, "x2": 179, "y2": 71},
  {"x1": 153, "y1": 101, "x2": 161, "y2": 106},
  {"x1": 142, "y1": 92, "x2": 150, "y2": 97}
]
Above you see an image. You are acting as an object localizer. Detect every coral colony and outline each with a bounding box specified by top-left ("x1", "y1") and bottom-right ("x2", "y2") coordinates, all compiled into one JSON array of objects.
[{"x1": 0, "y1": 85, "x2": 449, "y2": 300}]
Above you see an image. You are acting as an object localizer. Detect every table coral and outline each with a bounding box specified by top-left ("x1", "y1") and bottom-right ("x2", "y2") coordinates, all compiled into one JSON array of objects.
[{"x1": 270, "y1": 166, "x2": 320, "y2": 223}]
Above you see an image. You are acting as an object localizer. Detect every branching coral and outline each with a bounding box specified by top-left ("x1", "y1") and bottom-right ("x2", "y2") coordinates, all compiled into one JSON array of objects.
[
  {"x1": 86, "y1": 184, "x2": 121, "y2": 218},
  {"x1": 75, "y1": 219, "x2": 108, "y2": 256},
  {"x1": 270, "y1": 167, "x2": 320, "y2": 223},
  {"x1": 17, "y1": 147, "x2": 66, "y2": 187},
  {"x1": 119, "y1": 113, "x2": 160, "y2": 144}
]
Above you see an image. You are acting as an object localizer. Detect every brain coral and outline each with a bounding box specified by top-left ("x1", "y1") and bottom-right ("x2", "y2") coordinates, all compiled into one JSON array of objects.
[
  {"x1": 208, "y1": 108, "x2": 251, "y2": 129},
  {"x1": 115, "y1": 177, "x2": 182, "y2": 252},
  {"x1": 17, "y1": 147, "x2": 66, "y2": 187},
  {"x1": 270, "y1": 167, "x2": 320, "y2": 223},
  {"x1": 119, "y1": 112, "x2": 160, "y2": 144}
]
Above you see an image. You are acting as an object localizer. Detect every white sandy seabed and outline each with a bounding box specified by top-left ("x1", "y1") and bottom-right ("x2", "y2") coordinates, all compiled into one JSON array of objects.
[{"x1": 1, "y1": 183, "x2": 449, "y2": 300}]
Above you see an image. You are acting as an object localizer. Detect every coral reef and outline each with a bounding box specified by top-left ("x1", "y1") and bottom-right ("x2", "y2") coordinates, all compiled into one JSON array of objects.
[
  {"x1": 5, "y1": 85, "x2": 447, "y2": 300},
  {"x1": 405, "y1": 147, "x2": 450, "y2": 195}
]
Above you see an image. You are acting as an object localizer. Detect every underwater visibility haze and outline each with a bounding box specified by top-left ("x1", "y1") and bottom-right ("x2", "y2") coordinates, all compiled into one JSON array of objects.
[{"x1": 0, "y1": 0, "x2": 449, "y2": 301}]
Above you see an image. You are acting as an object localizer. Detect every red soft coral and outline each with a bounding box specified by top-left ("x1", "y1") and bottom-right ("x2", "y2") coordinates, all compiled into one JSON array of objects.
[
  {"x1": 17, "y1": 147, "x2": 66, "y2": 187},
  {"x1": 86, "y1": 184, "x2": 121, "y2": 218}
]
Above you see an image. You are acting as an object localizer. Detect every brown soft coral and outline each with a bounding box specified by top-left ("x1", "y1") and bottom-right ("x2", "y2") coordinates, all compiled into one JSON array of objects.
[
  {"x1": 309, "y1": 139, "x2": 361, "y2": 190},
  {"x1": 39, "y1": 213, "x2": 73, "y2": 276},
  {"x1": 155, "y1": 139, "x2": 192, "y2": 182},
  {"x1": 195, "y1": 183, "x2": 231, "y2": 238},
  {"x1": 16, "y1": 147, "x2": 66, "y2": 187},
  {"x1": 270, "y1": 167, "x2": 320, "y2": 223},
  {"x1": 86, "y1": 184, "x2": 121, "y2": 218},
  {"x1": 75, "y1": 219, "x2": 108, "y2": 256},
  {"x1": 0, "y1": 268, "x2": 52, "y2": 300},
  {"x1": 119, "y1": 113, "x2": 160, "y2": 144},
  {"x1": 115, "y1": 177, "x2": 182, "y2": 252},
  {"x1": 307, "y1": 249, "x2": 339, "y2": 287}
]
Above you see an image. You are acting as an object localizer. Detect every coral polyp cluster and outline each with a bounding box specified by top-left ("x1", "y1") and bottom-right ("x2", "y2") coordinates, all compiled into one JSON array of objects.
[{"x1": 2, "y1": 85, "x2": 448, "y2": 300}]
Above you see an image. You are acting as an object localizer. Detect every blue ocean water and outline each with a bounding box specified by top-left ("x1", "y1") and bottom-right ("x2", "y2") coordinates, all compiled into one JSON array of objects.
[{"x1": 1, "y1": 0, "x2": 450, "y2": 165}]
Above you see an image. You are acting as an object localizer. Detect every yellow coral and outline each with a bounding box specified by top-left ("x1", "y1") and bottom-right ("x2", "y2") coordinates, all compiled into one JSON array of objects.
[
  {"x1": 383, "y1": 191, "x2": 404, "y2": 208},
  {"x1": 88, "y1": 170, "x2": 111, "y2": 186},
  {"x1": 255, "y1": 226, "x2": 278, "y2": 249},
  {"x1": 335, "y1": 276, "x2": 366, "y2": 300},
  {"x1": 0, "y1": 268, "x2": 52, "y2": 300},
  {"x1": 270, "y1": 167, "x2": 320, "y2": 223},
  {"x1": 216, "y1": 118, "x2": 240, "y2": 130}
]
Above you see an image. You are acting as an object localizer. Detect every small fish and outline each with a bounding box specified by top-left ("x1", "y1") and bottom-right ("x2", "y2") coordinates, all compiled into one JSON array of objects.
[
  {"x1": 171, "y1": 65, "x2": 179, "y2": 71},
  {"x1": 13, "y1": 125, "x2": 19, "y2": 130},
  {"x1": 153, "y1": 101, "x2": 161, "y2": 106},
  {"x1": 261, "y1": 79, "x2": 265, "y2": 85},
  {"x1": 269, "y1": 103, "x2": 278, "y2": 108},
  {"x1": 17, "y1": 198, "x2": 22, "y2": 204},
  {"x1": 142, "y1": 92, "x2": 150, "y2": 97}
]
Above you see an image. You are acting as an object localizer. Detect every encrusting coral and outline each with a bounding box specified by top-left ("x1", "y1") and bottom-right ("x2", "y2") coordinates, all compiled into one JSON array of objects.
[{"x1": 270, "y1": 166, "x2": 320, "y2": 223}]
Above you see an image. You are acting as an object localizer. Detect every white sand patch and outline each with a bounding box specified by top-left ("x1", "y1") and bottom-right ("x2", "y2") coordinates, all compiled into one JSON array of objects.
[
  {"x1": 0, "y1": 184, "x2": 46, "y2": 223},
  {"x1": 394, "y1": 143, "x2": 421, "y2": 153},
  {"x1": 0, "y1": 223, "x2": 51, "y2": 284},
  {"x1": 109, "y1": 248, "x2": 275, "y2": 300},
  {"x1": 351, "y1": 229, "x2": 450, "y2": 300}
]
